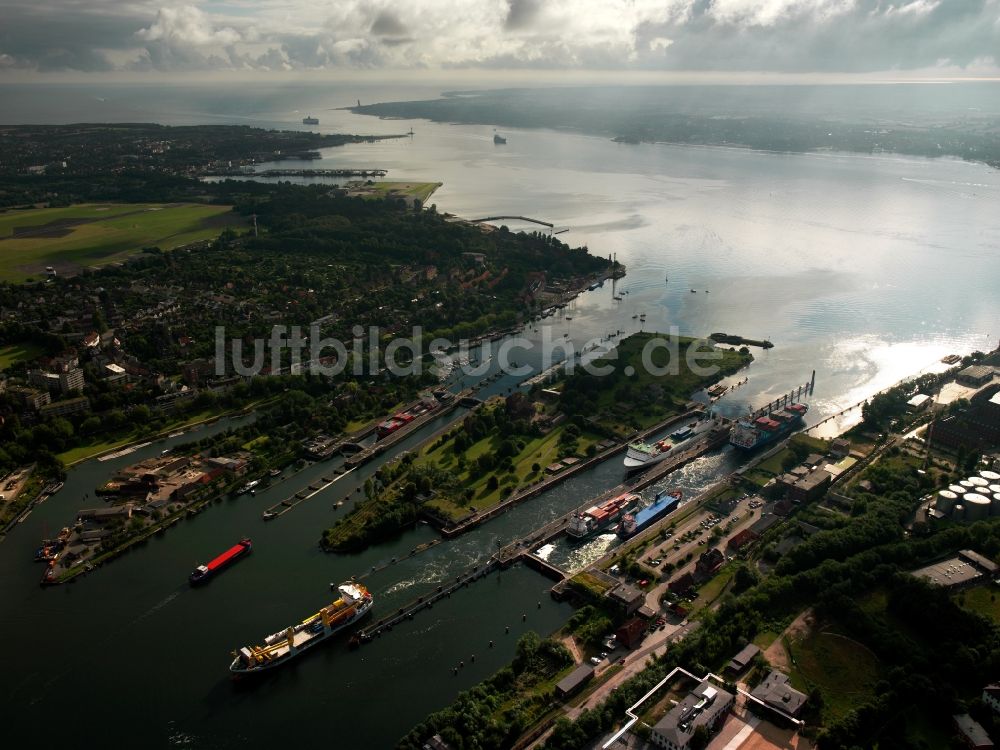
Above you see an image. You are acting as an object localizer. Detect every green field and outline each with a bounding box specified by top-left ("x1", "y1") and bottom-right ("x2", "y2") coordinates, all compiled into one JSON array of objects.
[
  {"x1": 0, "y1": 341, "x2": 46, "y2": 370},
  {"x1": 785, "y1": 628, "x2": 880, "y2": 721},
  {"x1": 420, "y1": 421, "x2": 603, "y2": 521},
  {"x1": 957, "y1": 584, "x2": 1000, "y2": 622},
  {"x1": 0, "y1": 203, "x2": 243, "y2": 281}
]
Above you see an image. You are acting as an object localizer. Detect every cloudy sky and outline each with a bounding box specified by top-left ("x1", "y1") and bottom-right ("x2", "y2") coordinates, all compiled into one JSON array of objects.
[{"x1": 1, "y1": 0, "x2": 999, "y2": 78}]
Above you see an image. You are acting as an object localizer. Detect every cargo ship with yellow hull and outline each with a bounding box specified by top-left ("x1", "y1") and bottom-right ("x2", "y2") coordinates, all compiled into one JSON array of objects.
[{"x1": 230, "y1": 582, "x2": 373, "y2": 675}]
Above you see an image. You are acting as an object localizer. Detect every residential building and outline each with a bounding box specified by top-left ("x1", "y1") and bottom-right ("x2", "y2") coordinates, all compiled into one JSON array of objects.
[
  {"x1": 650, "y1": 680, "x2": 734, "y2": 750},
  {"x1": 59, "y1": 367, "x2": 85, "y2": 393},
  {"x1": 615, "y1": 618, "x2": 647, "y2": 649},
  {"x1": 8, "y1": 386, "x2": 51, "y2": 411},
  {"x1": 39, "y1": 396, "x2": 90, "y2": 418},
  {"x1": 727, "y1": 528, "x2": 758, "y2": 554},
  {"x1": 695, "y1": 547, "x2": 724, "y2": 577}
]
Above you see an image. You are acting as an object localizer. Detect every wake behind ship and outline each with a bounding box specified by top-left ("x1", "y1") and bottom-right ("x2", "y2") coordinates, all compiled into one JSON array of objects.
[{"x1": 230, "y1": 582, "x2": 373, "y2": 674}]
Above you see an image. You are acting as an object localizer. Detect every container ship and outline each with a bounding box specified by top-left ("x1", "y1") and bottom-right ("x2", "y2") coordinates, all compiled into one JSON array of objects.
[
  {"x1": 623, "y1": 414, "x2": 717, "y2": 472},
  {"x1": 729, "y1": 402, "x2": 808, "y2": 451},
  {"x1": 302, "y1": 116, "x2": 319, "y2": 125},
  {"x1": 230, "y1": 582, "x2": 373, "y2": 675},
  {"x1": 617, "y1": 489, "x2": 682, "y2": 539},
  {"x1": 567, "y1": 492, "x2": 639, "y2": 540},
  {"x1": 190, "y1": 538, "x2": 252, "y2": 585}
]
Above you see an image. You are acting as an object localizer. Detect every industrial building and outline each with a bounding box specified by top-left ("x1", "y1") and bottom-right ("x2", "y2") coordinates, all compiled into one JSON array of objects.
[
  {"x1": 725, "y1": 643, "x2": 760, "y2": 675},
  {"x1": 750, "y1": 670, "x2": 809, "y2": 720},
  {"x1": 650, "y1": 680, "x2": 734, "y2": 750},
  {"x1": 910, "y1": 550, "x2": 998, "y2": 590},
  {"x1": 957, "y1": 365, "x2": 995, "y2": 388},
  {"x1": 930, "y1": 470, "x2": 1000, "y2": 524},
  {"x1": 554, "y1": 664, "x2": 594, "y2": 700},
  {"x1": 935, "y1": 387, "x2": 1000, "y2": 451},
  {"x1": 953, "y1": 713, "x2": 994, "y2": 749}
]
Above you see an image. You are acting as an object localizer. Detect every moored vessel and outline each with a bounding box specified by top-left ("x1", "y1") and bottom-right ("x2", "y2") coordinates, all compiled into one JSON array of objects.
[
  {"x1": 617, "y1": 489, "x2": 682, "y2": 538},
  {"x1": 729, "y1": 402, "x2": 808, "y2": 451},
  {"x1": 623, "y1": 414, "x2": 716, "y2": 472},
  {"x1": 567, "y1": 492, "x2": 639, "y2": 540},
  {"x1": 302, "y1": 116, "x2": 319, "y2": 125},
  {"x1": 230, "y1": 582, "x2": 373, "y2": 674}
]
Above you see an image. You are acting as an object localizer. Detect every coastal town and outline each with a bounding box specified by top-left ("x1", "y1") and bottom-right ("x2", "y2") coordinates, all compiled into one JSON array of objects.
[{"x1": 2, "y1": 93, "x2": 1000, "y2": 750}]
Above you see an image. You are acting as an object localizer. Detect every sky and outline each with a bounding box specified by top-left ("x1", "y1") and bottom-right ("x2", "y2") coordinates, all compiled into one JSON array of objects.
[{"x1": 1, "y1": 0, "x2": 999, "y2": 80}]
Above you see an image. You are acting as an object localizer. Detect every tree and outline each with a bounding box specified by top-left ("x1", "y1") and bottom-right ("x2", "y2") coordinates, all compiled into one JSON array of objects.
[{"x1": 690, "y1": 725, "x2": 710, "y2": 750}]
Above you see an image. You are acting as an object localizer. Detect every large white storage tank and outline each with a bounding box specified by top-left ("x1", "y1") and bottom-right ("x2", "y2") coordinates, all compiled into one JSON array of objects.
[
  {"x1": 968, "y1": 476, "x2": 989, "y2": 489},
  {"x1": 954, "y1": 504, "x2": 966, "y2": 521},
  {"x1": 992, "y1": 493, "x2": 1000, "y2": 517},
  {"x1": 960, "y1": 480, "x2": 976, "y2": 492},
  {"x1": 964, "y1": 493, "x2": 991, "y2": 521},
  {"x1": 936, "y1": 490, "x2": 959, "y2": 513},
  {"x1": 989, "y1": 484, "x2": 1000, "y2": 496},
  {"x1": 950, "y1": 484, "x2": 969, "y2": 497},
  {"x1": 980, "y1": 470, "x2": 1000, "y2": 483}
]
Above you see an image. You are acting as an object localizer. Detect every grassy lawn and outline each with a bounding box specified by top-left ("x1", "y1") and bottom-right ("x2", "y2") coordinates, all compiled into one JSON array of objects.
[
  {"x1": 420, "y1": 421, "x2": 602, "y2": 521},
  {"x1": 752, "y1": 629, "x2": 781, "y2": 650},
  {"x1": 365, "y1": 181, "x2": 442, "y2": 203},
  {"x1": 957, "y1": 584, "x2": 1000, "y2": 622},
  {"x1": 56, "y1": 406, "x2": 233, "y2": 465},
  {"x1": 0, "y1": 341, "x2": 46, "y2": 370},
  {"x1": 0, "y1": 203, "x2": 243, "y2": 281},
  {"x1": 785, "y1": 628, "x2": 880, "y2": 722},
  {"x1": 690, "y1": 565, "x2": 734, "y2": 609}
]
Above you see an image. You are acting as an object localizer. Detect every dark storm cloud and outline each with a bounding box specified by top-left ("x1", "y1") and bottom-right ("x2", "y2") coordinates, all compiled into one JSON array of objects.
[
  {"x1": 370, "y1": 11, "x2": 408, "y2": 38},
  {"x1": 629, "y1": 0, "x2": 1000, "y2": 73},
  {"x1": 504, "y1": 0, "x2": 542, "y2": 31},
  {"x1": 0, "y1": 0, "x2": 998, "y2": 75}
]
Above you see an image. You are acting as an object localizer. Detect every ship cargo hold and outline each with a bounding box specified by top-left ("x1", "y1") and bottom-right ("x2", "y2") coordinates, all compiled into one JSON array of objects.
[
  {"x1": 567, "y1": 492, "x2": 639, "y2": 540},
  {"x1": 190, "y1": 538, "x2": 252, "y2": 585},
  {"x1": 230, "y1": 582, "x2": 373, "y2": 675},
  {"x1": 617, "y1": 489, "x2": 682, "y2": 539}
]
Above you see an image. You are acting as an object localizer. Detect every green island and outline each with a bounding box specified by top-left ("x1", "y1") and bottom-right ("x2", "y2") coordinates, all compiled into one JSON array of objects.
[{"x1": 321, "y1": 332, "x2": 751, "y2": 551}]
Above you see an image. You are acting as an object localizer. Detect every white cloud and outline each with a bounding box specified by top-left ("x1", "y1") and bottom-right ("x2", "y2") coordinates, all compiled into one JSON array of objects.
[{"x1": 136, "y1": 5, "x2": 241, "y2": 46}]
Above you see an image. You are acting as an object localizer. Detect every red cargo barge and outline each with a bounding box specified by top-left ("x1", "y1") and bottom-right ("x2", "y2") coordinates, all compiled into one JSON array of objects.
[{"x1": 190, "y1": 538, "x2": 252, "y2": 585}]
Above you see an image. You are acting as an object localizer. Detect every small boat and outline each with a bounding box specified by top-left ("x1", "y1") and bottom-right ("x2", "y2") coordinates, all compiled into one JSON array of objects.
[
  {"x1": 690, "y1": 289, "x2": 697, "y2": 293},
  {"x1": 269, "y1": 468, "x2": 281, "y2": 477},
  {"x1": 262, "y1": 511, "x2": 277, "y2": 520}
]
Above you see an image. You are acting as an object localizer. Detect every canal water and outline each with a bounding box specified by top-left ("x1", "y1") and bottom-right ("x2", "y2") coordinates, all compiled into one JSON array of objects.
[{"x1": 2, "y1": 82, "x2": 1000, "y2": 747}]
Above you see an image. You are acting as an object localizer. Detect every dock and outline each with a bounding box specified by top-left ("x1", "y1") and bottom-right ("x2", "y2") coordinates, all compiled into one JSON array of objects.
[
  {"x1": 356, "y1": 558, "x2": 500, "y2": 642},
  {"x1": 343, "y1": 390, "x2": 470, "y2": 470},
  {"x1": 470, "y1": 215, "x2": 554, "y2": 229},
  {"x1": 262, "y1": 468, "x2": 357, "y2": 520},
  {"x1": 350, "y1": 423, "x2": 732, "y2": 646}
]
